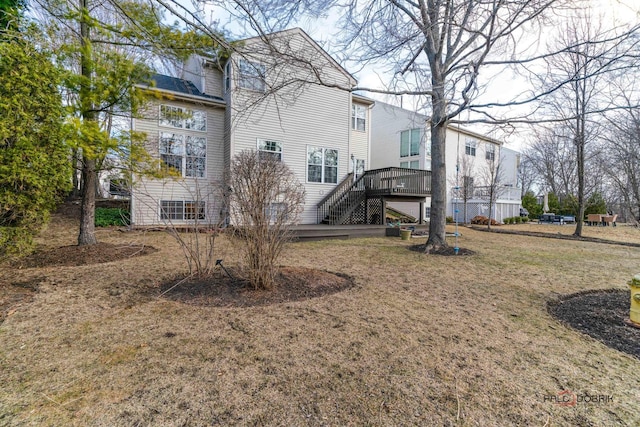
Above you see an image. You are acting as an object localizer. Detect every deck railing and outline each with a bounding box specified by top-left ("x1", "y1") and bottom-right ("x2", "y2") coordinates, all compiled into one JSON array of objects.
[
  {"x1": 362, "y1": 167, "x2": 431, "y2": 196},
  {"x1": 317, "y1": 168, "x2": 431, "y2": 224}
]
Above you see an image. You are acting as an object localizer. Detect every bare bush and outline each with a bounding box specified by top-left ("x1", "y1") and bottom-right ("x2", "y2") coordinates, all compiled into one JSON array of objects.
[
  {"x1": 133, "y1": 178, "x2": 227, "y2": 279},
  {"x1": 228, "y1": 150, "x2": 305, "y2": 290}
]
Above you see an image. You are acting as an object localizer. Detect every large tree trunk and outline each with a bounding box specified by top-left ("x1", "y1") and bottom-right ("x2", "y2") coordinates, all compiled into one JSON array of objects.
[
  {"x1": 425, "y1": 112, "x2": 448, "y2": 252},
  {"x1": 78, "y1": 157, "x2": 97, "y2": 245},
  {"x1": 77, "y1": 0, "x2": 98, "y2": 246}
]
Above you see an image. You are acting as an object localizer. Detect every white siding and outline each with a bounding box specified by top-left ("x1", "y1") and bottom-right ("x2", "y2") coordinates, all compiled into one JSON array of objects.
[
  {"x1": 350, "y1": 100, "x2": 370, "y2": 173},
  {"x1": 132, "y1": 98, "x2": 226, "y2": 226},
  {"x1": 371, "y1": 101, "x2": 522, "y2": 223},
  {"x1": 227, "y1": 30, "x2": 357, "y2": 224},
  {"x1": 203, "y1": 65, "x2": 223, "y2": 98},
  {"x1": 370, "y1": 102, "x2": 427, "y2": 170}
]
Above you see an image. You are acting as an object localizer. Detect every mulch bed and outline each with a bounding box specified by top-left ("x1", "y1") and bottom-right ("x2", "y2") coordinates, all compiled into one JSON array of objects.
[
  {"x1": 12, "y1": 242, "x2": 158, "y2": 268},
  {"x1": 160, "y1": 266, "x2": 355, "y2": 307},
  {"x1": 548, "y1": 289, "x2": 640, "y2": 359},
  {"x1": 407, "y1": 244, "x2": 476, "y2": 256}
]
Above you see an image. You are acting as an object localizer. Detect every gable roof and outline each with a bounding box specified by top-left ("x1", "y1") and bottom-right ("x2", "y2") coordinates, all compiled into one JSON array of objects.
[
  {"x1": 143, "y1": 74, "x2": 226, "y2": 107},
  {"x1": 211, "y1": 28, "x2": 357, "y2": 87}
]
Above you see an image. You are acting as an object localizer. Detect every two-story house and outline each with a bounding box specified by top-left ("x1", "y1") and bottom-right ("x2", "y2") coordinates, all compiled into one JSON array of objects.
[
  {"x1": 130, "y1": 28, "x2": 377, "y2": 226},
  {"x1": 370, "y1": 101, "x2": 522, "y2": 223}
]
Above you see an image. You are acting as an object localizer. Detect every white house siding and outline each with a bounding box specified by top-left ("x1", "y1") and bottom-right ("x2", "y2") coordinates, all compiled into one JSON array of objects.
[
  {"x1": 371, "y1": 101, "x2": 522, "y2": 223},
  {"x1": 370, "y1": 102, "x2": 429, "y2": 220},
  {"x1": 227, "y1": 29, "x2": 357, "y2": 224},
  {"x1": 131, "y1": 98, "x2": 226, "y2": 226},
  {"x1": 203, "y1": 65, "x2": 224, "y2": 99},
  {"x1": 349, "y1": 100, "x2": 371, "y2": 174}
]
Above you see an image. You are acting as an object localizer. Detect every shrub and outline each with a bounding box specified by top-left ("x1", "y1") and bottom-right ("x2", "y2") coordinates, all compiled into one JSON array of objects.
[
  {"x1": 471, "y1": 215, "x2": 488, "y2": 225},
  {"x1": 521, "y1": 216, "x2": 529, "y2": 223},
  {"x1": 514, "y1": 216, "x2": 522, "y2": 224},
  {"x1": 95, "y1": 208, "x2": 130, "y2": 227},
  {"x1": 229, "y1": 151, "x2": 305, "y2": 290},
  {"x1": 446, "y1": 216, "x2": 454, "y2": 224}
]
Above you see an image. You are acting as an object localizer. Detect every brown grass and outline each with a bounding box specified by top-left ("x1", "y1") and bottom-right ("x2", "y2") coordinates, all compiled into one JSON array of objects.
[{"x1": 1, "y1": 214, "x2": 640, "y2": 426}]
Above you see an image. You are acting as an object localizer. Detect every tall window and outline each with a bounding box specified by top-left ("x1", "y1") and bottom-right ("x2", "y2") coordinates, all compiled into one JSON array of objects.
[
  {"x1": 401, "y1": 129, "x2": 421, "y2": 157},
  {"x1": 160, "y1": 132, "x2": 206, "y2": 178},
  {"x1": 257, "y1": 139, "x2": 282, "y2": 161},
  {"x1": 159, "y1": 104, "x2": 207, "y2": 178},
  {"x1": 465, "y1": 139, "x2": 477, "y2": 156},
  {"x1": 351, "y1": 104, "x2": 366, "y2": 131},
  {"x1": 238, "y1": 59, "x2": 266, "y2": 92},
  {"x1": 486, "y1": 143, "x2": 496, "y2": 161},
  {"x1": 224, "y1": 61, "x2": 231, "y2": 92},
  {"x1": 355, "y1": 159, "x2": 365, "y2": 176},
  {"x1": 307, "y1": 147, "x2": 338, "y2": 183},
  {"x1": 160, "y1": 201, "x2": 205, "y2": 221}
]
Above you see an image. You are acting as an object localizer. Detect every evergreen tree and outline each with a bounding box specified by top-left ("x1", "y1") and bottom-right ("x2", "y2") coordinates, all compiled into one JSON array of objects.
[{"x1": 0, "y1": 34, "x2": 71, "y2": 255}]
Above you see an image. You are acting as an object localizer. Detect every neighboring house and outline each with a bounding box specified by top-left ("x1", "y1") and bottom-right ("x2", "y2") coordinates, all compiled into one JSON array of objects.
[
  {"x1": 131, "y1": 28, "x2": 388, "y2": 226},
  {"x1": 370, "y1": 101, "x2": 522, "y2": 223}
]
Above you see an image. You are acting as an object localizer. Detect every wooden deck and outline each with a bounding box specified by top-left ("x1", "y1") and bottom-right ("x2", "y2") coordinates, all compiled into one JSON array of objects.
[{"x1": 290, "y1": 224, "x2": 429, "y2": 241}]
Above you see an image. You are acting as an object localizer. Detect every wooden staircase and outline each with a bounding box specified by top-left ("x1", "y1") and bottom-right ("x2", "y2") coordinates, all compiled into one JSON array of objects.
[{"x1": 316, "y1": 167, "x2": 431, "y2": 225}]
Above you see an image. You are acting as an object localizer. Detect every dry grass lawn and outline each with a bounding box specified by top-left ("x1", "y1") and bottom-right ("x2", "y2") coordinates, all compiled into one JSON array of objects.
[{"x1": 1, "y1": 214, "x2": 640, "y2": 426}]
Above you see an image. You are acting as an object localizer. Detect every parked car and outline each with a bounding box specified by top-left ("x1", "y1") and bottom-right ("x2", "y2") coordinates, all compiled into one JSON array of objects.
[{"x1": 519, "y1": 207, "x2": 529, "y2": 217}]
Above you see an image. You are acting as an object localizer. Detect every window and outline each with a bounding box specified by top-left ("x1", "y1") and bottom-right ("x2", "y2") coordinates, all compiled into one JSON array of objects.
[
  {"x1": 307, "y1": 147, "x2": 338, "y2": 183},
  {"x1": 160, "y1": 132, "x2": 184, "y2": 175},
  {"x1": 160, "y1": 201, "x2": 205, "y2": 221},
  {"x1": 425, "y1": 206, "x2": 431, "y2": 220},
  {"x1": 486, "y1": 144, "x2": 496, "y2": 161},
  {"x1": 224, "y1": 61, "x2": 231, "y2": 92},
  {"x1": 186, "y1": 136, "x2": 206, "y2": 178},
  {"x1": 355, "y1": 159, "x2": 365, "y2": 176},
  {"x1": 238, "y1": 59, "x2": 266, "y2": 92},
  {"x1": 352, "y1": 104, "x2": 366, "y2": 131},
  {"x1": 265, "y1": 203, "x2": 287, "y2": 222},
  {"x1": 160, "y1": 132, "x2": 206, "y2": 178},
  {"x1": 401, "y1": 129, "x2": 421, "y2": 157},
  {"x1": 257, "y1": 139, "x2": 282, "y2": 161},
  {"x1": 465, "y1": 139, "x2": 477, "y2": 156},
  {"x1": 400, "y1": 160, "x2": 420, "y2": 169},
  {"x1": 160, "y1": 105, "x2": 206, "y2": 131}
]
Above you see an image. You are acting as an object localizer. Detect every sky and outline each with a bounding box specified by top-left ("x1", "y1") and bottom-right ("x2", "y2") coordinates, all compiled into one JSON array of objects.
[{"x1": 202, "y1": 0, "x2": 640, "y2": 152}]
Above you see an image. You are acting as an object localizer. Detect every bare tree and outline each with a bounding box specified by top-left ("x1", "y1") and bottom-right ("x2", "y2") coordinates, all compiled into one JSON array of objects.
[
  {"x1": 481, "y1": 147, "x2": 506, "y2": 230},
  {"x1": 449, "y1": 154, "x2": 475, "y2": 224},
  {"x1": 601, "y1": 105, "x2": 640, "y2": 225},
  {"x1": 517, "y1": 155, "x2": 537, "y2": 199},
  {"x1": 228, "y1": 150, "x2": 305, "y2": 290},
  {"x1": 536, "y1": 8, "x2": 635, "y2": 236}
]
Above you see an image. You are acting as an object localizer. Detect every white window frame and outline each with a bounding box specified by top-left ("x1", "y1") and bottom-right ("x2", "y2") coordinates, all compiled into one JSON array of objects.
[
  {"x1": 159, "y1": 104, "x2": 206, "y2": 132},
  {"x1": 486, "y1": 144, "x2": 496, "y2": 161},
  {"x1": 401, "y1": 128, "x2": 421, "y2": 157},
  {"x1": 238, "y1": 59, "x2": 266, "y2": 92},
  {"x1": 351, "y1": 104, "x2": 366, "y2": 131},
  {"x1": 224, "y1": 61, "x2": 231, "y2": 93},
  {"x1": 465, "y1": 139, "x2": 477, "y2": 156},
  {"x1": 307, "y1": 146, "x2": 338, "y2": 184},
  {"x1": 159, "y1": 131, "x2": 206, "y2": 178},
  {"x1": 257, "y1": 139, "x2": 283, "y2": 162},
  {"x1": 400, "y1": 160, "x2": 420, "y2": 169},
  {"x1": 160, "y1": 200, "x2": 206, "y2": 221},
  {"x1": 265, "y1": 202, "x2": 287, "y2": 223}
]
